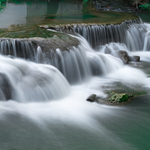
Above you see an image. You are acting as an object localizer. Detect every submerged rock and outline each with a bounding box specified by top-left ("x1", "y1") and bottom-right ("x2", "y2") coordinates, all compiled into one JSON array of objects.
[
  {"x1": 87, "y1": 94, "x2": 97, "y2": 102},
  {"x1": 129, "y1": 56, "x2": 140, "y2": 62}
]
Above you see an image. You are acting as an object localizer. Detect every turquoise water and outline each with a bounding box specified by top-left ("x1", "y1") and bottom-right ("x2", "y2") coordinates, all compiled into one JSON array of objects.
[
  {"x1": 137, "y1": 12, "x2": 150, "y2": 23},
  {"x1": 0, "y1": 95, "x2": 150, "y2": 150},
  {"x1": 0, "y1": 0, "x2": 137, "y2": 38}
]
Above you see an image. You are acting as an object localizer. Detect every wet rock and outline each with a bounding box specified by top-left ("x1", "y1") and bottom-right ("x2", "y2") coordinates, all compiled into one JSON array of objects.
[
  {"x1": 129, "y1": 56, "x2": 140, "y2": 62},
  {"x1": 0, "y1": 73, "x2": 13, "y2": 100},
  {"x1": 108, "y1": 93, "x2": 129, "y2": 103},
  {"x1": 87, "y1": 94, "x2": 97, "y2": 102},
  {"x1": 117, "y1": 50, "x2": 130, "y2": 64}
]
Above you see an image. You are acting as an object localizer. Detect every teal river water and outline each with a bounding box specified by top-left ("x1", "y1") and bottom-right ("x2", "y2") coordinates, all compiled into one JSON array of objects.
[{"x1": 0, "y1": 1, "x2": 150, "y2": 150}]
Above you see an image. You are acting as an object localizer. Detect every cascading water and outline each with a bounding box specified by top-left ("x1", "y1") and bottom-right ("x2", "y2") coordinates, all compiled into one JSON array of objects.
[
  {"x1": 0, "y1": 55, "x2": 70, "y2": 102},
  {"x1": 0, "y1": 36, "x2": 123, "y2": 84},
  {"x1": 1, "y1": 15, "x2": 150, "y2": 150},
  {"x1": 0, "y1": 39, "x2": 36, "y2": 60},
  {"x1": 47, "y1": 36, "x2": 123, "y2": 84},
  {"x1": 72, "y1": 19, "x2": 150, "y2": 51}
]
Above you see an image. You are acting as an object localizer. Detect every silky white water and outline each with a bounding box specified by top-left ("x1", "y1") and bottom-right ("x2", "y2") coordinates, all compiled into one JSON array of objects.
[{"x1": 0, "y1": 22, "x2": 150, "y2": 150}]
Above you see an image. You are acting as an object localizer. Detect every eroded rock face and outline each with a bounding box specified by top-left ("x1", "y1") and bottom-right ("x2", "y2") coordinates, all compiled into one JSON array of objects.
[{"x1": 0, "y1": 73, "x2": 13, "y2": 100}]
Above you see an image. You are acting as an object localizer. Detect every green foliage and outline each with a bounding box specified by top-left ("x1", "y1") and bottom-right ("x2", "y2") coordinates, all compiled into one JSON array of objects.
[
  {"x1": 139, "y1": 3, "x2": 150, "y2": 10},
  {"x1": 83, "y1": 0, "x2": 88, "y2": 6},
  {"x1": 0, "y1": 0, "x2": 6, "y2": 3},
  {"x1": 0, "y1": 0, "x2": 6, "y2": 10}
]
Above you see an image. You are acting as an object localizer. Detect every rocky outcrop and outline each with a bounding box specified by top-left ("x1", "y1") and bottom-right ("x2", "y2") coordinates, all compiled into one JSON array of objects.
[{"x1": 0, "y1": 34, "x2": 79, "y2": 60}]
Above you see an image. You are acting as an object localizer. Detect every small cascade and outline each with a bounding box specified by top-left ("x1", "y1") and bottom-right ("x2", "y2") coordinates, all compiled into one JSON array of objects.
[
  {"x1": 73, "y1": 19, "x2": 148, "y2": 51},
  {"x1": 1, "y1": 20, "x2": 150, "y2": 88},
  {"x1": 100, "y1": 43, "x2": 128, "y2": 54},
  {"x1": 0, "y1": 36, "x2": 123, "y2": 84},
  {"x1": 0, "y1": 39, "x2": 36, "y2": 60},
  {"x1": 36, "y1": 46, "x2": 43, "y2": 63},
  {"x1": 126, "y1": 23, "x2": 146, "y2": 51},
  {"x1": 143, "y1": 31, "x2": 150, "y2": 51},
  {"x1": 0, "y1": 55, "x2": 70, "y2": 102},
  {"x1": 43, "y1": 37, "x2": 123, "y2": 84}
]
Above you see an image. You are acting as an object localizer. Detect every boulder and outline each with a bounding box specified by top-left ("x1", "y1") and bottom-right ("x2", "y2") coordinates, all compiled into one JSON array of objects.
[
  {"x1": 87, "y1": 94, "x2": 97, "y2": 102},
  {"x1": 117, "y1": 50, "x2": 130, "y2": 64},
  {"x1": 0, "y1": 73, "x2": 13, "y2": 100},
  {"x1": 129, "y1": 56, "x2": 140, "y2": 62}
]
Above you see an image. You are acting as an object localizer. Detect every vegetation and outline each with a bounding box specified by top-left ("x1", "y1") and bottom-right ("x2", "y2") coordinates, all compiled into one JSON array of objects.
[
  {"x1": 0, "y1": 0, "x2": 6, "y2": 9},
  {"x1": 108, "y1": 92, "x2": 130, "y2": 103},
  {"x1": 139, "y1": 3, "x2": 150, "y2": 10},
  {"x1": 128, "y1": 0, "x2": 150, "y2": 10}
]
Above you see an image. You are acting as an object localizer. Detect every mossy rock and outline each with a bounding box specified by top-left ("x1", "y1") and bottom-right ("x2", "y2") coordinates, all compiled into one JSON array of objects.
[{"x1": 109, "y1": 93, "x2": 129, "y2": 103}]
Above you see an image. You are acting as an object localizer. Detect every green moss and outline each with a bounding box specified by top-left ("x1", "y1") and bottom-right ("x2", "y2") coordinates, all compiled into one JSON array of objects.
[
  {"x1": 139, "y1": 3, "x2": 150, "y2": 10},
  {"x1": 109, "y1": 93, "x2": 129, "y2": 103},
  {"x1": 107, "y1": 90, "x2": 147, "y2": 104}
]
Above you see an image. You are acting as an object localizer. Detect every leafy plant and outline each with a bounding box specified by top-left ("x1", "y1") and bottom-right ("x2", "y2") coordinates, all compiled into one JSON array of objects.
[
  {"x1": 128, "y1": 0, "x2": 150, "y2": 10},
  {"x1": 0, "y1": 0, "x2": 7, "y2": 9},
  {"x1": 139, "y1": 3, "x2": 150, "y2": 10}
]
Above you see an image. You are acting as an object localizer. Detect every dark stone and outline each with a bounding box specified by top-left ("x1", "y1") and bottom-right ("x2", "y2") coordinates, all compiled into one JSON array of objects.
[
  {"x1": 87, "y1": 94, "x2": 97, "y2": 102},
  {"x1": 117, "y1": 50, "x2": 130, "y2": 64},
  {"x1": 0, "y1": 73, "x2": 13, "y2": 100},
  {"x1": 129, "y1": 56, "x2": 140, "y2": 62}
]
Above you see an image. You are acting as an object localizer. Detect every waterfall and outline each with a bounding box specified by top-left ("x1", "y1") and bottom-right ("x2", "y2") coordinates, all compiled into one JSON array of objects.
[
  {"x1": 0, "y1": 39, "x2": 36, "y2": 60},
  {"x1": 0, "y1": 19, "x2": 150, "y2": 102},
  {"x1": 73, "y1": 19, "x2": 148, "y2": 51},
  {"x1": 0, "y1": 36, "x2": 123, "y2": 84},
  {"x1": 143, "y1": 31, "x2": 150, "y2": 51},
  {"x1": 0, "y1": 55, "x2": 70, "y2": 102}
]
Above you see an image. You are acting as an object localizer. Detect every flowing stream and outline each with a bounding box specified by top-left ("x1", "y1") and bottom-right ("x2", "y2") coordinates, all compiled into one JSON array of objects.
[
  {"x1": 1, "y1": 1, "x2": 150, "y2": 150},
  {"x1": 0, "y1": 21, "x2": 150, "y2": 150}
]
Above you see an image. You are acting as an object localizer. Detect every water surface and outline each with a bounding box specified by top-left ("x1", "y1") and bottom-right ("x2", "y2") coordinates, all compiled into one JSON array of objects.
[{"x1": 0, "y1": 0, "x2": 137, "y2": 38}]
